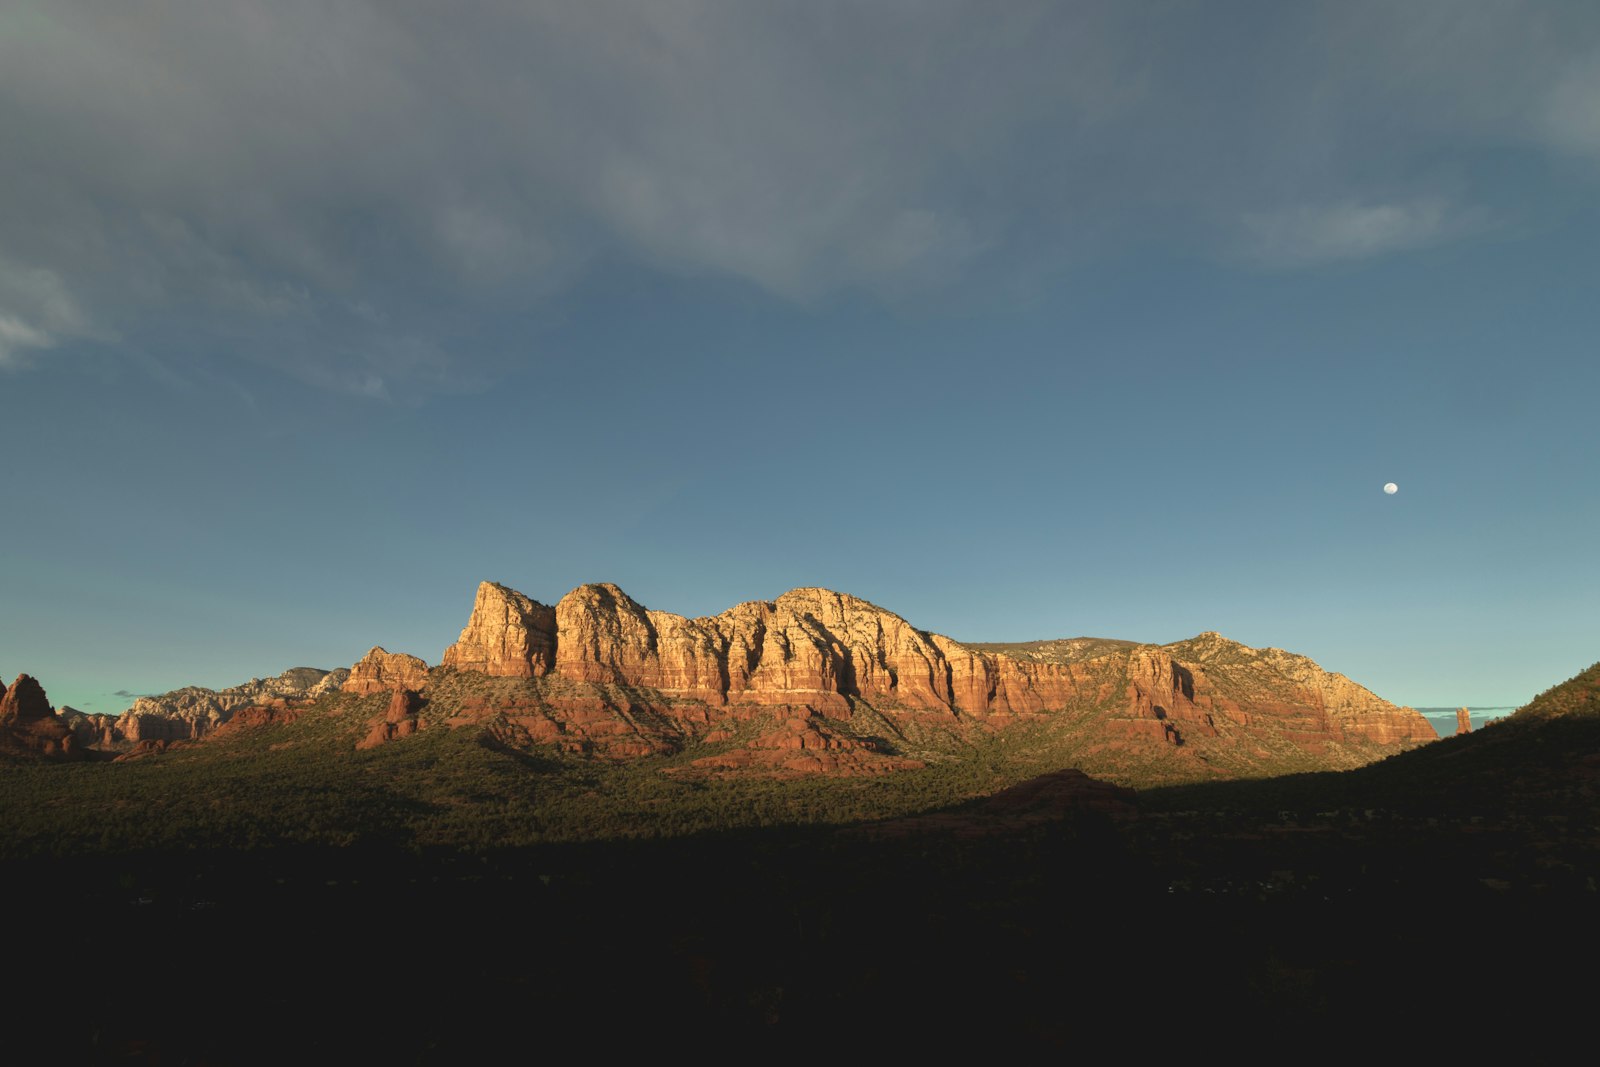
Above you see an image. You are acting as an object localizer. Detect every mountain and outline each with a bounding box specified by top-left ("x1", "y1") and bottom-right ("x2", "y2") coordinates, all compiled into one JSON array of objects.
[
  {"x1": 0, "y1": 674, "x2": 82, "y2": 761},
  {"x1": 62, "y1": 580, "x2": 1432, "y2": 785},
  {"x1": 342, "y1": 648, "x2": 429, "y2": 694},
  {"x1": 1386, "y1": 658, "x2": 1600, "y2": 807},
  {"x1": 2, "y1": 600, "x2": 1591, "y2": 1063},
  {"x1": 408, "y1": 580, "x2": 1432, "y2": 782},
  {"x1": 1158, "y1": 656, "x2": 1600, "y2": 818},
  {"x1": 67, "y1": 666, "x2": 350, "y2": 747}
]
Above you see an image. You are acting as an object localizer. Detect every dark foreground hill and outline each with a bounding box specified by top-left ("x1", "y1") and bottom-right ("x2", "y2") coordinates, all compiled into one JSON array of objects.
[
  {"x1": 5, "y1": 659, "x2": 1600, "y2": 1060},
  {"x1": 2, "y1": 592, "x2": 1593, "y2": 1060}
]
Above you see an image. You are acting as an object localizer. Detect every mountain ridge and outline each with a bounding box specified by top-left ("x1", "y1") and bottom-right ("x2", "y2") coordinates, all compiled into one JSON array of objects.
[{"x1": 38, "y1": 578, "x2": 1435, "y2": 784}]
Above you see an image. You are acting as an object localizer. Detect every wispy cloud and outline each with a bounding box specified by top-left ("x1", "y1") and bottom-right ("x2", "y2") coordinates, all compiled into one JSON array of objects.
[
  {"x1": 1238, "y1": 198, "x2": 1482, "y2": 268},
  {"x1": 0, "y1": 256, "x2": 96, "y2": 367},
  {"x1": 1539, "y1": 59, "x2": 1600, "y2": 158},
  {"x1": 3, "y1": 2, "x2": 1600, "y2": 392}
]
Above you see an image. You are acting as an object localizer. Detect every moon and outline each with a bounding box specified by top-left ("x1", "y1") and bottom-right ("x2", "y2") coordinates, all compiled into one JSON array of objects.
[{"x1": 1383, "y1": 482, "x2": 1398, "y2": 495}]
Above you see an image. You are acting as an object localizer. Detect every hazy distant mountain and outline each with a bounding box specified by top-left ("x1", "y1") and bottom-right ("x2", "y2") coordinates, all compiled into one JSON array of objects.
[{"x1": 64, "y1": 667, "x2": 350, "y2": 747}]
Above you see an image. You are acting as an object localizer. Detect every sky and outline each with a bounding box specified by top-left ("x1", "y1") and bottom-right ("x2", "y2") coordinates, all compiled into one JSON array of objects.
[{"x1": 2, "y1": 1, "x2": 1598, "y2": 714}]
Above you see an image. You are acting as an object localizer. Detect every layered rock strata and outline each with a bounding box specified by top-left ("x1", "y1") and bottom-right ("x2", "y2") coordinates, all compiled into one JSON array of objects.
[
  {"x1": 342, "y1": 649, "x2": 430, "y2": 695},
  {"x1": 466, "y1": 582, "x2": 1103, "y2": 718},
  {"x1": 442, "y1": 582, "x2": 556, "y2": 677},
  {"x1": 1157, "y1": 633, "x2": 1436, "y2": 746},
  {"x1": 429, "y1": 581, "x2": 1433, "y2": 772}
]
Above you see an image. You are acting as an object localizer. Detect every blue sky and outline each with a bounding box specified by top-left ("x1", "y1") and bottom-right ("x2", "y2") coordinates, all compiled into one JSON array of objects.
[{"x1": 2, "y1": 1, "x2": 1597, "y2": 713}]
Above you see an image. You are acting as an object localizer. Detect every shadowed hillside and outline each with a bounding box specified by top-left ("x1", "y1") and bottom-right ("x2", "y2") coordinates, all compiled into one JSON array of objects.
[{"x1": 5, "y1": 597, "x2": 1595, "y2": 1060}]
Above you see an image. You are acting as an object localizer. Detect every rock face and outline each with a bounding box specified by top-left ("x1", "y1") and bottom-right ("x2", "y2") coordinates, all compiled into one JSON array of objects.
[
  {"x1": 1456, "y1": 707, "x2": 1473, "y2": 735},
  {"x1": 442, "y1": 582, "x2": 557, "y2": 677},
  {"x1": 466, "y1": 583, "x2": 1098, "y2": 719},
  {"x1": 207, "y1": 699, "x2": 303, "y2": 738},
  {"x1": 0, "y1": 674, "x2": 82, "y2": 760},
  {"x1": 1156, "y1": 632, "x2": 1437, "y2": 747},
  {"x1": 430, "y1": 580, "x2": 1434, "y2": 779},
  {"x1": 59, "y1": 708, "x2": 117, "y2": 748},
  {"x1": 342, "y1": 648, "x2": 431, "y2": 696},
  {"x1": 358, "y1": 689, "x2": 424, "y2": 750},
  {"x1": 104, "y1": 668, "x2": 348, "y2": 746},
  {"x1": 0, "y1": 674, "x2": 53, "y2": 724}
]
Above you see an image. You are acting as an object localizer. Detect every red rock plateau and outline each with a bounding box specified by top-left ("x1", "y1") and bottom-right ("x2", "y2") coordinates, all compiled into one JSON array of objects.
[
  {"x1": 57, "y1": 580, "x2": 1435, "y2": 782},
  {"x1": 396, "y1": 581, "x2": 1436, "y2": 780}
]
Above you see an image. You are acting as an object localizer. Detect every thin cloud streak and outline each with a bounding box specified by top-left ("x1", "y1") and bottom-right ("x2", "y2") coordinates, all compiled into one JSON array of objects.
[
  {"x1": 1238, "y1": 198, "x2": 1484, "y2": 267},
  {"x1": 0, "y1": 256, "x2": 96, "y2": 367}
]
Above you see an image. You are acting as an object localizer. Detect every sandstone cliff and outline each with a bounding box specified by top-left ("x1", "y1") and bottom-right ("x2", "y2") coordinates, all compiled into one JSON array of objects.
[
  {"x1": 342, "y1": 648, "x2": 430, "y2": 695},
  {"x1": 427, "y1": 580, "x2": 1433, "y2": 779},
  {"x1": 1159, "y1": 632, "x2": 1436, "y2": 746},
  {"x1": 442, "y1": 582, "x2": 556, "y2": 677},
  {"x1": 53, "y1": 580, "x2": 1429, "y2": 781}
]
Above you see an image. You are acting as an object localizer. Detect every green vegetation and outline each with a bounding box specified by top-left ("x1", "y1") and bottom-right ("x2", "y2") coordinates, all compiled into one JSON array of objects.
[
  {"x1": 965, "y1": 636, "x2": 1141, "y2": 664},
  {"x1": 1516, "y1": 659, "x2": 1600, "y2": 720},
  {"x1": 9, "y1": 660, "x2": 1597, "y2": 863},
  {"x1": 6, "y1": 662, "x2": 1597, "y2": 1063},
  {"x1": 0, "y1": 689, "x2": 1048, "y2": 858}
]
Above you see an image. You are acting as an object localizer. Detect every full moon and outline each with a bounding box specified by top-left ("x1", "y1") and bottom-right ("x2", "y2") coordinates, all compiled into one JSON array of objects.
[{"x1": 1383, "y1": 482, "x2": 1398, "y2": 495}]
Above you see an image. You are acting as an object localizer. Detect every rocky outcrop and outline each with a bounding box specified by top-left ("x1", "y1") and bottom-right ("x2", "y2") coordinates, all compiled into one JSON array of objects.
[
  {"x1": 430, "y1": 581, "x2": 1433, "y2": 779},
  {"x1": 1455, "y1": 707, "x2": 1473, "y2": 735},
  {"x1": 552, "y1": 583, "x2": 728, "y2": 701},
  {"x1": 1160, "y1": 633, "x2": 1436, "y2": 747},
  {"x1": 357, "y1": 689, "x2": 424, "y2": 750},
  {"x1": 101, "y1": 667, "x2": 348, "y2": 746},
  {"x1": 0, "y1": 674, "x2": 82, "y2": 760},
  {"x1": 207, "y1": 699, "x2": 304, "y2": 737},
  {"x1": 59, "y1": 708, "x2": 117, "y2": 747},
  {"x1": 544, "y1": 584, "x2": 1088, "y2": 718},
  {"x1": 342, "y1": 648, "x2": 430, "y2": 695},
  {"x1": 442, "y1": 582, "x2": 557, "y2": 677},
  {"x1": 1, "y1": 673, "x2": 53, "y2": 724},
  {"x1": 1118, "y1": 648, "x2": 1213, "y2": 744}
]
